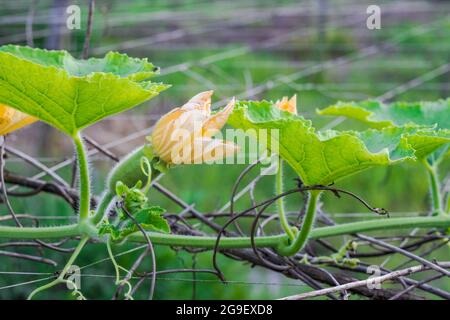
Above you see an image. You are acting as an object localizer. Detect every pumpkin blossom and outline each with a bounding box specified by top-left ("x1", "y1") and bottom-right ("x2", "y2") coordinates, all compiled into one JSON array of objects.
[
  {"x1": 0, "y1": 103, "x2": 37, "y2": 135},
  {"x1": 275, "y1": 95, "x2": 297, "y2": 114},
  {"x1": 151, "y1": 91, "x2": 238, "y2": 164}
]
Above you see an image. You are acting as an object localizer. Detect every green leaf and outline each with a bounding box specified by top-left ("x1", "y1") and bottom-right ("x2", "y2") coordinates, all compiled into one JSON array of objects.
[
  {"x1": 353, "y1": 126, "x2": 450, "y2": 160},
  {"x1": 115, "y1": 181, "x2": 148, "y2": 219},
  {"x1": 228, "y1": 101, "x2": 418, "y2": 186},
  {"x1": 98, "y1": 223, "x2": 121, "y2": 240},
  {"x1": 0, "y1": 45, "x2": 170, "y2": 136},
  {"x1": 317, "y1": 99, "x2": 450, "y2": 129},
  {"x1": 115, "y1": 181, "x2": 129, "y2": 198},
  {"x1": 120, "y1": 206, "x2": 170, "y2": 237},
  {"x1": 317, "y1": 100, "x2": 450, "y2": 160},
  {"x1": 136, "y1": 207, "x2": 170, "y2": 234}
]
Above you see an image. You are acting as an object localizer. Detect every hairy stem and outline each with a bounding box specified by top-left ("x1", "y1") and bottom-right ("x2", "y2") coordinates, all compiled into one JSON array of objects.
[
  {"x1": 422, "y1": 159, "x2": 443, "y2": 214},
  {"x1": 276, "y1": 190, "x2": 321, "y2": 256},
  {"x1": 0, "y1": 224, "x2": 80, "y2": 238},
  {"x1": 1, "y1": 216, "x2": 450, "y2": 248},
  {"x1": 73, "y1": 133, "x2": 91, "y2": 220},
  {"x1": 91, "y1": 146, "x2": 159, "y2": 225},
  {"x1": 92, "y1": 190, "x2": 114, "y2": 225},
  {"x1": 131, "y1": 215, "x2": 450, "y2": 247},
  {"x1": 276, "y1": 160, "x2": 295, "y2": 240}
]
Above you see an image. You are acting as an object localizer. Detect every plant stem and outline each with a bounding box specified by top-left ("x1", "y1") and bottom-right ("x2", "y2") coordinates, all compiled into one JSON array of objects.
[
  {"x1": 27, "y1": 278, "x2": 62, "y2": 300},
  {"x1": 276, "y1": 160, "x2": 295, "y2": 240},
  {"x1": 422, "y1": 159, "x2": 443, "y2": 214},
  {"x1": 28, "y1": 236, "x2": 89, "y2": 299},
  {"x1": 107, "y1": 237, "x2": 121, "y2": 284},
  {"x1": 91, "y1": 190, "x2": 114, "y2": 225},
  {"x1": 1, "y1": 216, "x2": 450, "y2": 248},
  {"x1": 446, "y1": 193, "x2": 449, "y2": 215},
  {"x1": 276, "y1": 190, "x2": 321, "y2": 256},
  {"x1": 0, "y1": 224, "x2": 80, "y2": 238},
  {"x1": 60, "y1": 236, "x2": 89, "y2": 275},
  {"x1": 310, "y1": 215, "x2": 450, "y2": 238},
  {"x1": 91, "y1": 146, "x2": 160, "y2": 226},
  {"x1": 131, "y1": 215, "x2": 450, "y2": 247},
  {"x1": 73, "y1": 133, "x2": 91, "y2": 220}
]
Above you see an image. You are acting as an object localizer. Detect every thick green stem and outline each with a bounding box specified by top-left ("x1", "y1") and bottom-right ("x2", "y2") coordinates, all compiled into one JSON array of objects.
[
  {"x1": 0, "y1": 224, "x2": 80, "y2": 238},
  {"x1": 107, "y1": 146, "x2": 156, "y2": 191},
  {"x1": 276, "y1": 190, "x2": 321, "y2": 256},
  {"x1": 91, "y1": 191, "x2": 114, "y2": 225},
  {"x1": 73, "y1": 133, "x2": 91, "y2": 220},
  {"x1": 129, "y1": 232, "x2": 287, "y2": 248},
  {"x1": 276, "y1": 160, "x2": 295, "y2": 240},
  {"x1": 422, "y1": 159, "x2": 443, "y2": 214},
  {"x1": 90, "y1": 146, "x2": 159, "y2": 225},
  {"x1": 2, "y1": 216, "x2": 450, "y2": 249},
  {"x1": 310, "y1": 215, "x2": 450, "y2": 238},
  {"x1": 131, "y1": 215, "x2": 450, "y2": 247}
]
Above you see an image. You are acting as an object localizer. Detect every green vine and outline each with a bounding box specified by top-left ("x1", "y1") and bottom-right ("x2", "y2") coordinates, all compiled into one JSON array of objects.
[
  {"x1": 28, "y1": 236, "x2": 89, "y2": 300},
  {"x1": 2, "y1": 215, "x2": 449, "y2": 248},
  {"x1": 277, "y1": 191, "x2": 321, "y2": 256}
]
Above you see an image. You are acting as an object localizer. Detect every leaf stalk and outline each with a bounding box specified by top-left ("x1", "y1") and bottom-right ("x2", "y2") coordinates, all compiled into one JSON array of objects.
[
  {"x1": 276, "y1": 160, "x2": 295, "y2": 240},
  {"x1": 422, "y1": 159, "x2": 444, "y2": 215},
  {"x1": 73, "y1": 133, "x2": 91, "y2": 220}
]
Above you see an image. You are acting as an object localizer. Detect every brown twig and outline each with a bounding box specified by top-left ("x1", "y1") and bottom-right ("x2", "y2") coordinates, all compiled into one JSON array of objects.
[
  {"x1": 81, "y1": 0, "x2": 95, "y2": 59},
  {"x1": 25, "y1": 0, "x2": 38, "y2": 47},
  {"x1": 389, "y1": 273, "x2": 445, "y2": 300},
  {"x1": 5, "y1": 146, "x2": 69, "y2": 188},
  {"x1": 229, "y1": 161, "x2": 260, "y2": 235},
  {"x1": 0, "y1": 250, "x2": 57, "y2": 266},
  {"x1": 280, "y1": 262, "x2": 450, "y2": 300}
]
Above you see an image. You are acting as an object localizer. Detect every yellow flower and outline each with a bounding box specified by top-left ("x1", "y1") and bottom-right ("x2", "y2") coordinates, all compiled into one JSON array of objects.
[
  {"x1": 0, "y1": 104, "x2": 37, "y2": 135},
  {"x1": 275, "y1": 95, "x2": 297, "y2": 114},
  {"x1": 151, "y1": 91, "x2": 238, "y2": 164}
]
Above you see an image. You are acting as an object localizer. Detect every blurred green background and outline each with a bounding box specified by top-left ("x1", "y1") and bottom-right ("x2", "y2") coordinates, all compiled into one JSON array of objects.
[{"x1": 0, "y1": 0, "x2": 449, "y2": 299}]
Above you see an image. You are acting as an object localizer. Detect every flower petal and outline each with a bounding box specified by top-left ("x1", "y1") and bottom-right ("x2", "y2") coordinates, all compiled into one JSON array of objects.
[
  {"x1": 193, "y1": 137, "x2": 239, "y2": 163},
  {"x1": 275, "y1": 95, "x2": 297, "y2": 114},
  {"x1": 151, "y1": 91, "x2": 239, "y2": 165},
  {"x1": 202, "y1": 98, "x2": 235, "y2": 137},
  {"x1": 180, "y1": 90, "x2": 213, "y2": 115},
  {"x1": 0, "y1": 104, "x2": 37, "y2": 135},
  {"x1": 151, "y1": 107, "x2": 183, "y2": 159}
]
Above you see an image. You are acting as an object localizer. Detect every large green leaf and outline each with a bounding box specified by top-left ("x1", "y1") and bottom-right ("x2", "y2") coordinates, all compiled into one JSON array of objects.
[
  {"x1": 353, "y1": 126, "x2": 449, "y2": 160},
  {"x1": 0, "y1": 45, "x2": 169, "y2": 136},
  {"x1": 317, "y1": 99, "x2": 450, "y2": 159},
  {"x1": 317, "y1": 99, "x2": 450, "y2": 129},
  {"x1": 228, "y1": 101, "x2": 425, "y2": 186}
]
